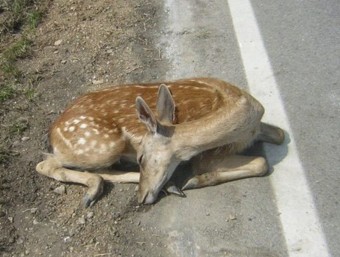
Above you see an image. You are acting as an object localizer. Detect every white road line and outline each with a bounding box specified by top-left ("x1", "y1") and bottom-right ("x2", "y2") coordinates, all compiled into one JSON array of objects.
[{"x1": 227, "y1": 0, "x2": 330, "y2": 256}]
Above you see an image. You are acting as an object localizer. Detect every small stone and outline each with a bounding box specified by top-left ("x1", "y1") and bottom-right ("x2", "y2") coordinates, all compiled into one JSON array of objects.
[
  {"x1": 33, "y1": 219, "x2": 39, "y2": 225},
  {"x1": 92, "y1": 79, "x2": 104, "y2": 85},
  {"x1": 54, "y1": 39, "x2": 62, "y2": 46},
  {"x1": 12, "y1": 140, "x2": 20, "y2": 147},
  {"x1": 86, "y1": 211, "x2": 94, "y2": 219},
  {"x1": 8, "y1": 217, "x2": 14, "y2": 223},
  {"x1": 77, "y1": 216, "x2": 86, "y2": 225},
  {"x1": 21, "y1": 136, "x2": 30, "y2": 141},
  {"x1": 53, "y1": 185, "x2": 66, "y2": 195},
  {"x1": 61, "y1": 60, "x2": 67, "y2": 64},
  {"x1": 63, "y1": 236, "x2": 71, "y2": 243},
  {"x1": 228, "y1": 214, "x2": 237, "y2": 221},
  {"x1": 30, "y1": 208, "x2": 38, "y2": 214}
]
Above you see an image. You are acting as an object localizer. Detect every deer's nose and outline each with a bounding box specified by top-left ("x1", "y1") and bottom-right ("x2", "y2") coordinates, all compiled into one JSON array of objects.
[{"x1": 137, "y1": 190, "x2": 156, "y2": 204}]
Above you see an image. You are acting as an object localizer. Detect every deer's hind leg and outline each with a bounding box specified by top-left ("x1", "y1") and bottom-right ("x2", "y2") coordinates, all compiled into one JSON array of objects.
[
  {"x1": 182, "y1": 152, "x2": 268, "y2": 190},
  {"x1": 36, "y1": 156, "x2": 139, "y2": 207},
  {"x1": 257, "y1": 122, "x2": 285, "y2": 145}
]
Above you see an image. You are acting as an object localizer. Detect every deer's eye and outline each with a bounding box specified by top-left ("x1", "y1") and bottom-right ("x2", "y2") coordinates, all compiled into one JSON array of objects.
[{"x1": 138, "y1": 154, "x2": 144, "y2": 164}]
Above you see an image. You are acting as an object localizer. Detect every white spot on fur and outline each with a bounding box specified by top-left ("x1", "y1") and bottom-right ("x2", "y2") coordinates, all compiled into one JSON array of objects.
[
  {"x1": 104, "y1": 134, "x2": 109, "y2": 139},
  {"x1": 73, "y1": 119, "x2": 80, "y2": 124},
  {"x1": 77, "y1": 138, "x2": 86, "y2": 145},
  {"x1": 99, "y1": 144, "x2": 107, "y2": 153},
  {"x1": 91, "y1": 140, "x2": 97, "y2": 147},
  {"x1": 69, "y1": 126, "x2": 75, "y2": 132},
  {"x1": 80, "y1": 116, "x2": 86, "y2": 120},
  {"x1": 93, "y1": 128, "x2": 100, "y2": 135},
  {"x1": 84, "y1": 131, "x2": 91, "y2": 137},
  {"x1": 80, "y1": 123, "x2": 88, "y2": 129},
  {"x1": 56, "y1": 128, "x2": 72, "y2": 149},
  {"x1": 75, "y1": 149, "x2": 84, "y2": 155}
]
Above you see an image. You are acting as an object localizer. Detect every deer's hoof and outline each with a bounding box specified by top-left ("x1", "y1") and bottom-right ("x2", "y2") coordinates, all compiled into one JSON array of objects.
[
  {"x1": 82, "y1": 194, "x2": 97, "y2": 208},
  {"x1": 182, "y1": 177, "x2": 199, "y2": 190},
  {"x1": 164, "y1": 185, "x2": 186, "y2": 197},
  {"x1": 82, "y1": 177, "x2": 104, "y2": 208}
]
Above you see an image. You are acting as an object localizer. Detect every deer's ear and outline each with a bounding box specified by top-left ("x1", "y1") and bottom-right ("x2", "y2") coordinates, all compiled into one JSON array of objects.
[
  {"x1": 156, "y1": 84, "x2": 176, "y2": 124},
  {"x1": 136, "y1": 96, "x2": 158, "y2": 134}
]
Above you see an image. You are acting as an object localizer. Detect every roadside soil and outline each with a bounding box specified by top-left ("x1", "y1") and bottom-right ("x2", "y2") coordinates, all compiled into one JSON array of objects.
[{"x1": 0, "y1": 0, "x2": 170, "y2": 256}]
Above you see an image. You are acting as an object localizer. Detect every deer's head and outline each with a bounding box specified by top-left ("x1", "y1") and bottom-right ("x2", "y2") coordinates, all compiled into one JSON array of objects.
[{"x1": 136, "y1": 84, "x2": 180, "y2": 204}]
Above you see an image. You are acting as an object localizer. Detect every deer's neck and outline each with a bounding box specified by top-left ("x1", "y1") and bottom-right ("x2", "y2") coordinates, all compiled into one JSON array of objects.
[{"x1": 171, "y1": 97, "x2": 251, "y2": 161}]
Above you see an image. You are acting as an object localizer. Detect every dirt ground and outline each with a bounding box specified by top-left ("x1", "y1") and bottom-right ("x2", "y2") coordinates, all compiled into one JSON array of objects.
[{"x1": 0, "y1": 0, "x2": 172, "y2": 256}]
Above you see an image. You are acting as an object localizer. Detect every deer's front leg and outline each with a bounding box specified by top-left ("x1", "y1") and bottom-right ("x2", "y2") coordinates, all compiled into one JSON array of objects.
[
  {"x1": 163, "y1": 181, "x2": 186, "y2": 197},
  {"x1": 36, "y1": 157, "x2": 104, "y2": 207},
  {"x1": 182, "y1": 154, "x2": 268, "y2": 190}
]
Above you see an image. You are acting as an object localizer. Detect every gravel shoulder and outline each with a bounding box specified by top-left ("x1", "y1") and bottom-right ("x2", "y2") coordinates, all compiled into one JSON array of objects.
[{"x1": 1, "y1": 0, "x2": 170, "y2": 256}]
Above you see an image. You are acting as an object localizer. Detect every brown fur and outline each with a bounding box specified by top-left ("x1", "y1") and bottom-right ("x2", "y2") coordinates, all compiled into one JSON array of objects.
[{"x1": 36, "y1": 78, "x2": 285, "y2": 206}]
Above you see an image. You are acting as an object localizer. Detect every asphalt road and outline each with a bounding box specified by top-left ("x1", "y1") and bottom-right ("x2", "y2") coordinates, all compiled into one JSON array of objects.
[{"x1": 136, "y1": 1, "x2": 340, "y2": 256}]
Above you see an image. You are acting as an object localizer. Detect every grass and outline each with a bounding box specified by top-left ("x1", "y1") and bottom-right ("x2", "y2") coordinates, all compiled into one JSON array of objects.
[
  {"x1": 0, "y1": 0, "x2": 48, "y2": 169},
  {"x1": 24, "y1": 88, "x2": 36, "y2": 101},
  {"x1": 9, "y1": 119, "x2": 29, "y2": 136},
  {"x1": 27, "y1": 10, "x2": 43, "y2": 30},
  {"x1": 0, "y1": 0, "x2": 46, "y2": 78},
  {"x1": 0, "y1": 84, "x2": 16, "y2": 102},
  {"x1": 0, "y1": 0, "x2": 43, "y2": 36},
  {"x1": 0, "y1": 0, "x2": 49, "y2": 102},
  {"x1": 0, "y1": 37, "x2": 32, "y2": 77}
]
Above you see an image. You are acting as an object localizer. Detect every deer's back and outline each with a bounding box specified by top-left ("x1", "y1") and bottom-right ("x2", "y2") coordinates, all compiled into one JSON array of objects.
[{"x1": 49, "y1": 78, "x2": 253, "y2": 167}]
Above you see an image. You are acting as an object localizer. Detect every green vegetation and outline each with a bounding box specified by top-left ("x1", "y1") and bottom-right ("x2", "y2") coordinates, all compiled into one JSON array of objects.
[
  {"x1": 27, "y1": 9, "x2": 43, "y2": 30},
  {"x1": 0, "y1": 0, "x2": 43, "y2": 36},
  {"x1": 1, "y1": 37, "x2": 32, "y2": 77},
  {"x1": 9, "y1": 119, "x2": 29, "y2": 136},
  {"x1": 0, "y1": 84, "x2": 16, "y2": 102},
  {"x1": 0, "y1": 0, "x2": 49, "y2": 102}
]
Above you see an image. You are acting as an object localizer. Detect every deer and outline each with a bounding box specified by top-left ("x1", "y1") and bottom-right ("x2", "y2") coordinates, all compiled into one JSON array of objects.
[{"x1": 36, "y1": 78, "x2": 285, "y2": 207}]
